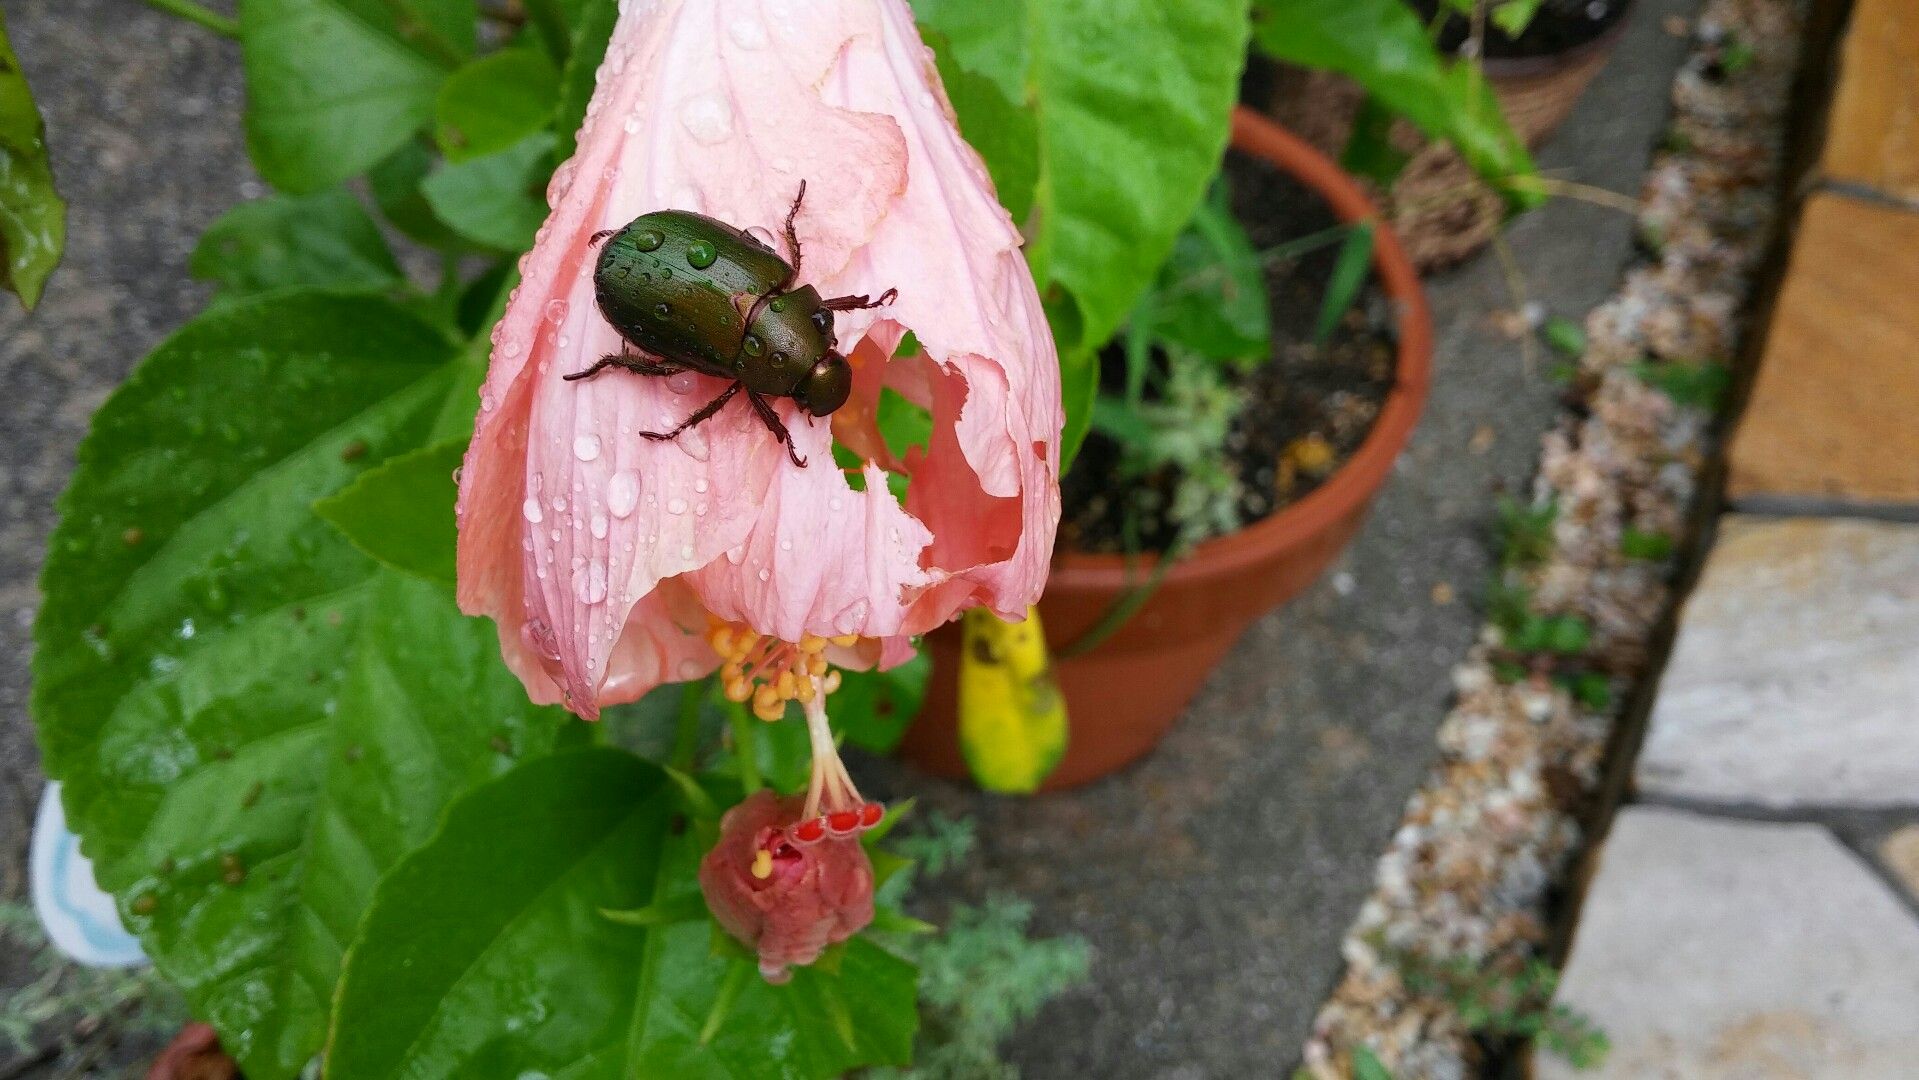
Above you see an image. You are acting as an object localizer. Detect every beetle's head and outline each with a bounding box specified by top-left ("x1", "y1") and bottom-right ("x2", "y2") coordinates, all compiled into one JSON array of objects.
[{"x1": 793, "y1": 353, "x2": 852, "y2": 417}]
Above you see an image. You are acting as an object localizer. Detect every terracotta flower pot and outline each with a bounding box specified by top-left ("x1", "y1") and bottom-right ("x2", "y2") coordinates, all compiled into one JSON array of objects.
[{"x1": 897, "y1": 107, "x2": 1434, "y2": 790}]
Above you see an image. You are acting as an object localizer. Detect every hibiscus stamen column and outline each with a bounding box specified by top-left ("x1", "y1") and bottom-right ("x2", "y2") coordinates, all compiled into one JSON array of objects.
[{"x1": 788, "y1": 682, "x2": 884, "y2": 843}]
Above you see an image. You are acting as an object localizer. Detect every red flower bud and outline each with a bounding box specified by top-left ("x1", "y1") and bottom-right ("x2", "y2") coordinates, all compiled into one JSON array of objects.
[{"x1": 698, "y1": 789, "x2": 875, "y2": 983}]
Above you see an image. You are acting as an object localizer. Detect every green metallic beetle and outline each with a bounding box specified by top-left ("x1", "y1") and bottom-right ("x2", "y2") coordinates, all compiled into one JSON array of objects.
[{"x1": 565, "y1": 182, "x2": 897, "y2": 467}]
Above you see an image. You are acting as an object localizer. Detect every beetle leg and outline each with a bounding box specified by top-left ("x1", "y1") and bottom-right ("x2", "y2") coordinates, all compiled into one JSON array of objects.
[
  {"x1": 589, "y1": 228, "x2": 620, "y2": 246},
  {"x1": 820, "y1": 287, "x2": 899, "y2": 312},
  {"x1": 778, "y1": 180, "x2": 807, "y2": 288},
  {"x1": 748, "y1": 392, "x2": 807, "y2": 468},
  {"x1": 639, "y1": 381, "x2": 742, "y2": 441},
  {"x1": 564, "y1": 353, "x2": 688, "y2": 382}
]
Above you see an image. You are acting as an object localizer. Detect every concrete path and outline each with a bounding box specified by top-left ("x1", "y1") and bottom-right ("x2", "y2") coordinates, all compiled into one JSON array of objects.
[{"x1": 1547, "y1": 1, "x2": 1919, "y2": 1073}]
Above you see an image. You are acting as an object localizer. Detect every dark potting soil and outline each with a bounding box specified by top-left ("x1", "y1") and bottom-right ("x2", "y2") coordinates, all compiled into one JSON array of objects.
[
  {"x1": 1414, "y1": 0, "x2": 1631, "y2": 60},
  {"x1": 1057, "y1": 155, "x2": 1398, "y2": 557}
]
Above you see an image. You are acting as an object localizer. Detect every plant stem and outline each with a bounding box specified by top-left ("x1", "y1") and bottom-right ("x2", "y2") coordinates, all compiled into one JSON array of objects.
[
  {"x1": 727, "y1": 706, "x2": 763, "y2": 794},
  {"x1": 141, "y1": 0, "x2": 240, "y2": 38},
  {"x1": 670, "y1": 680, "x2": 704, "y2": 771}
]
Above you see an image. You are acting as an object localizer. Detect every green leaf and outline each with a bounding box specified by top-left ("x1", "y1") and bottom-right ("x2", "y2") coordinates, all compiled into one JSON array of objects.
[
  {"x1": 241, "y1": 0, "x2": 449, "y2": 193},
  {"x1": 1250, "y1": 0, "x2": 1539, "y2": 205},
  {"x1": 1619, "y1": 527, "x2": 1674, "y2": 562},
  {"x1": 1543, "y1": 314, "x2": 1588, "y2": 357},
  {"x1": 918, "y1": 0, "x2": 1253, "y2": 355},
  {"x1": 1492, "y1": 0, "x2": 1549, "y2": 39},
  {"x1": 1631, "y1": 359, "x2": 1730, "y2": 411},
  {"x1": 421, "y1": 131, "x2": 556, "y2": 252},
  {"x1": 329, "y1": 750, "x2": 918, "y2": 1078},
  {"x1": 922, "y1": 28, "x2": 1038, "y2": 225},
  {"x1": 1353, "y1": 1045, "x2": 1395, "y2": 1080},
  {"x1": 313, "y1": 439, "x2": 464, "y2": 586},
  {"x1": 368, "y1": 141, "x2": 466, "y2": 250},
  {"x1": 1313, "y1": 221, "x2": 1375, "y2": 345},
  {"x1": 189, "y1": 189, "x2": 405, "y2": 299},
  {"x1": 554, "y1": 0, "x2": 618, "y2": 159},
  {"x1": 30, "y1": 291, "x2": 574, "y2": 1079},
  {"x1": 1140, "y1": 181, "x2": 1271, "y2": 366},
  {"x1": 833, "y1": 652, "x2": 932, "y2": 754},
  {"x1": 324, "y1": 0, "x2": 478, "y2": 62},
  {"x1": 436, "y1": 48, "x2": 561, "y2": 162},
  {"x1": 0, "y1": 10, "x2": 66, "y2": 307}
]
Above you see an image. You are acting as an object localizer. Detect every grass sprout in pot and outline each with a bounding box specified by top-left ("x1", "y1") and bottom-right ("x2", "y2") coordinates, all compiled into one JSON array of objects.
[{"x1": 899, "y1": 108, "x2": 1434, "y2": 790}]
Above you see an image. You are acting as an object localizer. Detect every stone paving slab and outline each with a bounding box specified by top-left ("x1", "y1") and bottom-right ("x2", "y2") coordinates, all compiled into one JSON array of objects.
[
  {"x1": 1819, "y1": 0, "x2": 1919, "y2": 202},
  {"x1": 1727, "y1": 192, "x2": 1919, "y2": 506},
  {"x1": 1541, "y1": 807, "x2": 1919, "y2": 1080},
  {"x1": 1635, "y1": 515, "x2": 1919, "y2": 808}
]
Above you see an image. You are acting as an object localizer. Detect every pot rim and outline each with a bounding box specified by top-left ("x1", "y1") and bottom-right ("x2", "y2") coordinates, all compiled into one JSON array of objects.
[{"x1": 1048, "y1": 107, "x2": 1435, "y2": 593}]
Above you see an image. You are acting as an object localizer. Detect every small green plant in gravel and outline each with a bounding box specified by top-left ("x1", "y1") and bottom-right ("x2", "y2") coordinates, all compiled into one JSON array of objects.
[
  {"x1": 870, "y1": 814, "x2": 1092, "y2": 1080},
  {"x1": 1385, "y1": 945, "x2": 1609, "y2": 1070}
]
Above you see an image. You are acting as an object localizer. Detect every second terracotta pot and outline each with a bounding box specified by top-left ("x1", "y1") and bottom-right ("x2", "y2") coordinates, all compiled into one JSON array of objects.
[{"x1": 898, "y1": 108, "x2": 1435, "y2": 790}]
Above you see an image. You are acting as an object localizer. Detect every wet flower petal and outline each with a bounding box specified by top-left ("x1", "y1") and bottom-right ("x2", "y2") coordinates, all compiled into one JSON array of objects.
[{"x1": 456, "y1": 0, "x2": 1060, "y2": 717}]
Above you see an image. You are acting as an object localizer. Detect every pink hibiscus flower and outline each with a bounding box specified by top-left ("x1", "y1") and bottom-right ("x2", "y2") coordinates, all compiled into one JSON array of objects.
[{"x1": 455, "y1": 0, "x2": 1061, "y2": 726}]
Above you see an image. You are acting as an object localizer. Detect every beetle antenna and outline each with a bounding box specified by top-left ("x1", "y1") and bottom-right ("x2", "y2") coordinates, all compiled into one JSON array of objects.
[{"x1": 589, "y1": 228, "x2": 619, "y2": 246}]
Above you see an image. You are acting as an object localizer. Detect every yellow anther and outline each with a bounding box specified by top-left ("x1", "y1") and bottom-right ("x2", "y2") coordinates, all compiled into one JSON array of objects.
[
  {"x1": 751, "y1": 849, "x2": 773, "y2": 879},
  {"x1": 710, "y1": 627, "x2": 736, "y2": 658},
  {"x1": 807, "y1": 655, "x2": 829, "y2": 677},
  {"x1": 799, "y1": 634, "x2": 827, "y2": 653},
  {"x1": 776, "y1": 671, "x2": 796, "y2": 698},
  {"x1": 796, "y1": 680, "x2": 816, "y2": 704},
  {"x1": 723, "y1": 677, "x2": 752, "y2": 703},
  {"x1": 754, "y1": 700, "x2": 785, "y2": 722},
  {"x1": 753, "y1": 684, "x2": 778, "y2": 713},
  {"x1": 831, "y1": 634, "x2": 859, "y2": 648},
  {"x1": 823, "y1": 670, "x2": 842, "y2": 693}
]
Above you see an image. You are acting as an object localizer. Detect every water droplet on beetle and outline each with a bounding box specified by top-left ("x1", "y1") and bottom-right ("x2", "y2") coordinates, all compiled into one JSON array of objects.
[
  {"x1": 745, "y1": 225, "x2": 776, "y2": 249},
  {"x1": 679, "y1": 94, "x2": 734, "y2": 145},
  {"x1": 573, "y1": 434, "x2": 601, "y2": 461},
  {"x1": 666, "y1": 371, "x2": 697, "y2": 395},
  {"x1": 573, "y1": 560, "x2": 609, "y2": 605},
  {"x1": 741, "y1": 334, "x2": 764, "y2": 357},
  {"x1": 608, "y1": 471, "x2": 641, "y2": 517},
  {"x1": 653, "y1": 302, "x2": 672, "y2": 320},
  {"x1": 666, "y1": 497, "x2": 687, "y2": 515},
  {"x1": 635, "y1": 229, "x2": 664, "y2": 251},
  {"x1": 522, "y1": 498, "x2": 545, "y2": 524},
  {"x1": 685, "y1": 240, "x2": 718, "y2": 269}
]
